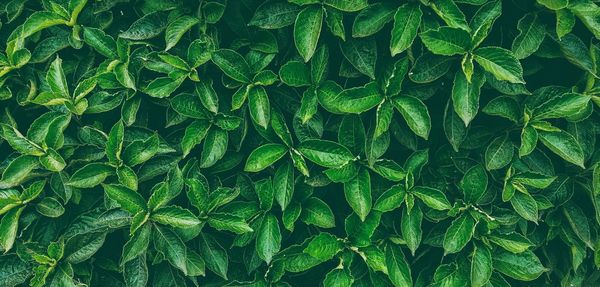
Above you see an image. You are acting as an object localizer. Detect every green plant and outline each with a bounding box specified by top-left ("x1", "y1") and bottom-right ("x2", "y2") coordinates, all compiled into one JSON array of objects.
[{"x1": 1, "y1": 0, "x2": 600, "y2": 286}]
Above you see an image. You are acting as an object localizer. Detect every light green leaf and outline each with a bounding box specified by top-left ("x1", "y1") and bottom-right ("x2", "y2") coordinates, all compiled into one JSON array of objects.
[
  {"x1": 352, "y1": 3, "x2": 396, "y2": 38},
  {"x1": 473, "y1": 47, "x2": 524, "y2": 84},
  {"x1": 493, "y1": 250, "x2": 547, "y2": 281},
  {"x1": 119, "y1": 11, "x2": 168, "y2": 40},
  {"x1": 512, "y1": 13, "x2": 546, "y2": 59},
  {"x1": 538, "y1": 129, "x2": 585, "y2": 168},
  {"x1": 411, "y1": 186, "x2": 452, "y2": 210},
  {"x1": 165, "y1": 15, "x2": 199, "y2": 51},
  {"x1": 102, "y1": 184, "x2": 147, "y2": 214},
  {"x1": 343, "y1": 168, "x2": 372, "y2": 221},
  {"x1": 443, "y1": 212, "x2": 476, "y2": 254},
  {"x1": 420, "y1": 27, "x2": 471, "y2": 56},
  {"x1": 298, "y1": 139, "x2": 355, "y2": 168},
  {"x1": 248, "y1": 85, "x2": 270, "y2": 130},
  {"x1": 390, "y1": 3, "x2": 422, "y2": 56},
  {"x1": 471, "y1": 243, "x2": 493, "y2": 287},
  {"x1": 294, "y1": 6, "x2": 323, "y2": 62},
  {"x1": 385, "y1": 243, "x2": 413, "y2": 287},
  {"x1": 485, "y1": 134, "x2": 514, "y2": 170},
  {"x1": 391, "y1": 96, "x2": 431, "y2": 140},
  {"x1": 452, "y1": 70, "x2": 485, "y2": 126},
  {"x1": 151, "y1": 206, "x2": 201, "y2": 228},
  {"x1": 245, "y1": 144, "x2": 288, "y2": 172},
  {"x1": 256, "y1": 214, "x2": 281, "y2": 264},
  {"x1": 211, "y1": 49, "x2": 253, "y2": 83}
]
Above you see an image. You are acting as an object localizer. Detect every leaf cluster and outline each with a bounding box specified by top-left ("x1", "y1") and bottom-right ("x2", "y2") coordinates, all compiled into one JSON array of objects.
[{"x1": 0, "y1": 0, "x2": 600, "y2": 286}]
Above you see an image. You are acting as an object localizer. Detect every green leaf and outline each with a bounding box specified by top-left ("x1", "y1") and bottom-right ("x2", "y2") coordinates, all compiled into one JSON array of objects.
[
  {"x1": 537, "y1": 130, "x2": 585, "y2": 168},
  {"x1": 211, "y1": 49, "x2": 253, "y2": 83},
  {"x1": 121, "y1": 223, "x2": 151, "y2": 265},
  {"x1": 181, "y1": 120, "x2": 211, "y2": 158},
  {"x1": 244, "y1": 144, "x2": 288, "y2": 172},
  {"x1": 304, "y1": 232, "x2": 342, "y2": 261},
  {"x1": 420, "y1": 27, "x2": 471, "y2": 56},
  {"x1": 482, "y1": 96, "x2": 521, "y2": 123},
  {"x1": 256, "y1": 214, "x2": 281, "y2": 264},
  {"x1": 493, "y1": 250, "x2": 547, "y2": 281},
  {"x1": 428, "y1": 0, "x2": 470, "y2": 31},
  {"x1": 302, "y1": 197, "x2": 336, "y2": 228},
  {"x1": 470, "y1": 0, "x2": 502, "y2": 47},
  {"x1": 256, "y1": 178, "x2": 274, "y2": 211},
  {"x1": 279, "y1": 61, "x2": 311, "y2": 87},
  {"x1": 385, "y1": 243, "x2": 413, "y2": 287},
  {"x1": 46, "y1": 56, "x2": 70, "y2": 99},
  {"x1": 250, "y1": 2, "x2": 300, "y2": 29},
  {"x1": 83, "y1": 27, "x2": 118, "y2": 59},
  {"x1": 333, "y1": 82, "x2": 384, "y2": 114},
  {"x1": 460, "y1": 164, "x2": 487, "y2": 203},
  {"x1": 298, "y1": 139, "x2": 355, "y2": 168},
  {"x1": 151, "y1": 206, "x2": 201, "y2": 228},
  {"x1": 8, "y1": 11, "x2": 68, "y2": 41},
  {"x1": 444, "y1": 101, "x2": 467, "y2": 152},
  {"x1": 512, "y1": 13, "x2": 546, "y2": 60},
  {"x1": 153, "y1": 225, "x2": 188, "y2": 275},
  {"x1": 171, "y1": 93, "x2": 211, "y2": 119},
  {"x1": 248, "y1": 85, "x2": 270, "y2": 130},
  {"x1": 294, "y1": 6, "x2": 323, "y2": 62},
  {"x1": 352, "y1": 3, "x2": 396, "y2": 38},
  {"x1": 325, "y1": 7, "x2": 345, "y2": 41},
  {"x1": 374, "y1": 184, "x2": 406, "y2": 212},
  {"x1": 401, "y1": 205, "x2": 422, "y2": 256},
  {"x1": 485, "y1": 134, "x2": 514, "y2": 170},
  {"x1": 123, "y1": 134, "x2": 160, "y2": 166},
  {"x1": 199, "y1": 128, "x2": 228, "y2": 168},
  {"x1": 207, "y1": 213, "x2": 253, "y2": 234},
  {"x1": 106, "y1": 120, "x2": 124, "y2": 164},
  {"x1": 323, "y1": 0, "x2": 368, "y2": 12},
  {"x1": 338, "y1": 115, "x2": 366, "y2": 155},
  {"x1": 451, "y1": 70, "x2": 485, "y2": 126},
  {"x1": 35, "y1": 197, "x2": 64, "y2": 218},
  {"x1": 510, "y1": 191, "x2": 539, "y2": 223},
  {"x1": 274, "y1": 161, "x2": 295, "y2": 210},
  {"x1": 556, "y1": 33, "x2": 595, "y2": 76},
  {"x1": 0, "y1": 124, "x2": 44, "y2": 156},
  {"x1": 443, "y1": 212, "x2": 476, "y2": 254},
  {"x1": 409, "y1": 53, "x2": 455, "y2": 83},
  {"x1": 0, "y1": 254, "x2": 31, "y2": 287},
  {"x1": 488, "y1": 232, "x2": 534, "y2": 253},
  {"x1": 343, "y1": 168, "x2": 372, "y2": 221},
  {"x1": 473, "y1": 47, "x2": 524, "y2": 84},
  {"x1": 471, "y1": 243, "x2": 493, "y2": 287},
  {"x1": 532, "y1": 92, "x2": 591, "y2": 120},
  {"x1": 563, "y1": 201, "x2": 593, "y2": 249},
  {"x1": 0, "y1": 207, "x2": 24, "y2": 252},
  {"x1": 195, "y1": 80, "x2": 219, "y2": 114},
  {"x1": 390, "y1": 3, "x2": 422, "y2": 56},
  {"x1": 412, "y1": 186, "x2": 452, "y2": 210},
  {"x1": 198, "y1": 233, "x2": 228, "y2": 279},
  {"x1": 68, "y1": 163, "x2": 113, "y2": 188},
  {"x1": 143, "y1": 76, "x2": 184, "y2": 98},
  {"x1": 165, "y1": 15, "x2": 199, "y2": 51},
  {"x1": 391, "y1": 96, "x2": 431, "y2": 140},
  {"x1": 340, "y1": 37, "x2": 377, "y2": 79},
  {"x1": 537, "y1": 0, "x2": 568, "y2": 10},
  {"x1": 103, "y1": 184, "x2": 147, "y2": 214},
  {"x1": 556, "y1": 9, "x2": 575, "y2": 39},
  {"x1": 324, "y1": 269, "x2": 354, "y2": 287},
  {"x1": 119, "y1": 11, "x2": 168, "y2": 40}
]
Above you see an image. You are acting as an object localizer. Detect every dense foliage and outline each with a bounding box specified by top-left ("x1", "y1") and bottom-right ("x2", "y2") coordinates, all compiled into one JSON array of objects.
[{"x1": 1, "y1": 0, "x2": 600, "y2": 286}]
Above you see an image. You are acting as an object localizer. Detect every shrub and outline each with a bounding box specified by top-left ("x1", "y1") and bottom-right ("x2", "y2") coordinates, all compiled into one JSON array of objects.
[{"x1": 0, "y1": 0, "x2": 599, "y2": 286}]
